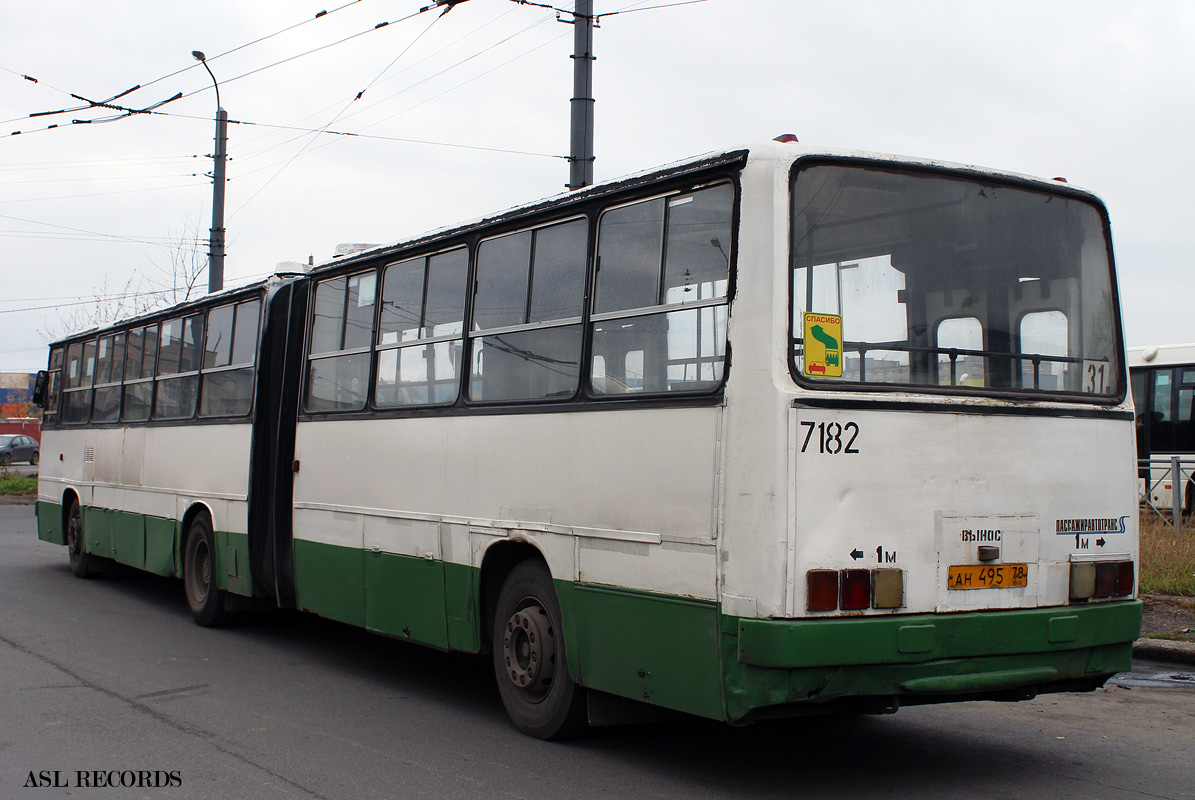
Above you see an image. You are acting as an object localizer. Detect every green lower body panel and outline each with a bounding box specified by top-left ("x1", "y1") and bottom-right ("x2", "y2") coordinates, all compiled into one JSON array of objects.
[
  {"x1": 82, "y1": 507, "x2": 180, "y2": 577},
  {"x1": 144, "y1": 516, "x2": 177, "y2": 577},
  {"x1": 215, "y1": 530, "x2": 252, "y2": 595},
  {"x1": 35, "y1": 501, "x2": 64, "y2": 545},
  {"x1": 366, "y1": 551, "x2": 449, "y2": 649},
  {"x1": 35, "y1": 501, "x2": 253, "y2": 593},
  {"x1": 293, "y1": 538, "x2": 366, "y2": 627},
  {"x1": 567, "y1": 584, "x2": 723, "y2": 720},
  {"x1": 722, "y1": 601, "x2": 1142, "y2": 722},
  {"x1": 443, "y1": 562, "x2": 479, "y2": 652},
  {"x1": 293, "y1": 539, "x2": 461, "y2": 651}
]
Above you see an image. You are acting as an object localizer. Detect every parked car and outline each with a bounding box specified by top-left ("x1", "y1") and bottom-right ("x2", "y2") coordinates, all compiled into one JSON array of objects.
[{"x1": 0, "y1": 434, "x2": 39, "y2": 466}]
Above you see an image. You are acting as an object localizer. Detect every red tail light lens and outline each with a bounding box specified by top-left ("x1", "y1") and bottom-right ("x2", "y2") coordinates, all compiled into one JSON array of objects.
[
  {"x1": 841, "y1": 569, "x2": 871, "y2": 610},
  {"x1": 1094, "y1": 563, "x2": 1118, "y2": 598},
  {"x1": 1115, "y1": 562, "x2": 1134, "y2": 597},
  {"x1": 806, "y1": 570, "x2": 839, "y2": 611}
]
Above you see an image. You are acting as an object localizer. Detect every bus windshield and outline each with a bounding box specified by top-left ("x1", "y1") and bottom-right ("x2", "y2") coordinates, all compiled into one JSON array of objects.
[{"x1": 790, "y1": 163, "x2": 1121, "y2": 399}]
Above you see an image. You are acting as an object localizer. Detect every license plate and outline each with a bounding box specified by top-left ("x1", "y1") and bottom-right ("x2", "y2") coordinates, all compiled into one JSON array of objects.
[{"x1": 948, "y1": 563, "x2": 1028, "y2": 590}]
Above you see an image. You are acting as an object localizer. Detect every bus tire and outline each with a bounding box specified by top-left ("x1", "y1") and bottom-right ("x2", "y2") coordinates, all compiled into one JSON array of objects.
[
  {"x1": 492, "y1": 560, "x2": 587, "y2": 740},
  {"x1": 183, "y1": 514, "x2": 233, "y2": 627},
  {"x1": 66, "y1": 497, "x2": 94, "y2": 579}
]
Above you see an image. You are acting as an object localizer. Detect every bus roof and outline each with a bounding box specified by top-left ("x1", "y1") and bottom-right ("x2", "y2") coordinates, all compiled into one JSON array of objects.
[
  {"x1": 315, "y1": 138, "x2": 1101, "y2": 275},
  {"x1": 49, "y1": 273, "x2": 305, "y2": 347}
]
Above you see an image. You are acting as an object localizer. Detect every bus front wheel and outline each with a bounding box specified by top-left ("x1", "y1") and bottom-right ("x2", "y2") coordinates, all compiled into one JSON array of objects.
[
  {"x1": 66, "y1": 498, "x2": 94, "y2": 579},
  {"x1": 183, "y1": 515, "x2": 233, "y2": 627},
  {"x1": 492, "y1": 561, "x2": 587, "y2": 739}
]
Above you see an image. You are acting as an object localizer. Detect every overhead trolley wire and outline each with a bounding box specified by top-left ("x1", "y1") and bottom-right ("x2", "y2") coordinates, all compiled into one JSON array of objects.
[
  {"x1": 3, "y1": 2, "x2": 429, "y2": 139},
  {"x1": 226, "y1": 6, "x2": 448, "y2": 221}
]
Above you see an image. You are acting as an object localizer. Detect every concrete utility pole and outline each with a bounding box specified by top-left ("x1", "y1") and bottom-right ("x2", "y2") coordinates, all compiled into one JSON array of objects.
[
  {"x1": 567, "y1": 0, "x2": 595, "y2": 190},
  {"x1": 193, "y1": 51, "x2": 227, "y2": 294}
]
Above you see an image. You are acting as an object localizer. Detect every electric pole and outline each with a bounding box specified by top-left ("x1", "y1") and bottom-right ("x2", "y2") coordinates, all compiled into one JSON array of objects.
[
  {"x1": 193, "y1": 50, "x2": 227, "y2": 294},
  {"x1": 567, "y1": 0, "x2": 595, "y2": 190}
]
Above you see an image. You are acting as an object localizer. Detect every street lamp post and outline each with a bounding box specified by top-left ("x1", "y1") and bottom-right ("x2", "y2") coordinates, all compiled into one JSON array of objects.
[
  {"x1": 192, "y1": 50, "x2": 227, "y2": 294},
  {"x1": 567, "y1": 0, "x2": 595, "y2": 190}
]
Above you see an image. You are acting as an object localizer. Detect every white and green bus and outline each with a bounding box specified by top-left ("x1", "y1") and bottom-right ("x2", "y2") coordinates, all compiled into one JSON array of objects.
[
  {"x1": 1128, "y1": 343, "x2": 1195, "y2": 515},
  {"x1": 34, "y1": 138, "x2": 1141, "y2": 739}
]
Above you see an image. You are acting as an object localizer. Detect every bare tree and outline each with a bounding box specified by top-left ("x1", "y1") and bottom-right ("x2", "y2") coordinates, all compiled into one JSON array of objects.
[
  {"x1": 146, "y1": 218, "x2": 208, "y2": 307},
  {"x1": 40, "y1": 218, "x2": 210, "y2": 342}
]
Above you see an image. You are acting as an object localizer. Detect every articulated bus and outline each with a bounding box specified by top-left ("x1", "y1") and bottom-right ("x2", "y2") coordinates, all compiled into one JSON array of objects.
[
  {"x1": 33, "y1": 139, "x2": 1141, "y2": 739},
  {"x1": 1128, "y1": 343, "x2": 1195, "y2": 514}
]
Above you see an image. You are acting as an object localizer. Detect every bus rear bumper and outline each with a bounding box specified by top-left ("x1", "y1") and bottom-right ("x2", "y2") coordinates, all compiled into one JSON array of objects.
[{"x1": 724, "y1": 601, "x2": 1142, "y2": 723}]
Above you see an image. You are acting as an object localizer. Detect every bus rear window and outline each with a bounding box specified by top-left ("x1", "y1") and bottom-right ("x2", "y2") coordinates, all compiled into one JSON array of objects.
[{"x1": 790, "y1": 164, "x2": 1121, "y2": 400}]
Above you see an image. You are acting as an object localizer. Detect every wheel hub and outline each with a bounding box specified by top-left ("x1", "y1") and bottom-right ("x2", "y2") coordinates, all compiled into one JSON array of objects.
[{"x1": 503, "y1": 605, "x2": 556, "y2": 696}]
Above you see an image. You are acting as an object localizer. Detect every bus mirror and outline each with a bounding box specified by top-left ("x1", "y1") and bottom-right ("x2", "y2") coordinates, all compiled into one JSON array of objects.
[{"x1": 31, "y1": 370, "x2": 48, "y2": 408}]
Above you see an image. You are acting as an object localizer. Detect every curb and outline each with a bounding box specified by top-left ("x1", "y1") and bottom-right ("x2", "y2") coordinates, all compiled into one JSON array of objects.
[{"x1": 1133, "y1": 637, "x2": 1195, "y2": 667}]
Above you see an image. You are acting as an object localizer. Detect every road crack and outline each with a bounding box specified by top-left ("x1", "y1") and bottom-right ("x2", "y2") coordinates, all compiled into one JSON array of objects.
[{"x1": 0, "y1": 633, "x2": 332, "y2": 800}]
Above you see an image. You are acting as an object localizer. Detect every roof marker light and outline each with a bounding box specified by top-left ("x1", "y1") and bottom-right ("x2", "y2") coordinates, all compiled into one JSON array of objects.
[{"x1": 773, "y1": 133, "x2": 799, "y2": 143}]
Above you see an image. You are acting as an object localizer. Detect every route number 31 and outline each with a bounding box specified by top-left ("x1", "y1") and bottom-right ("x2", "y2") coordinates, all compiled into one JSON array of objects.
[
  {"x1": 1082, "y1": 360, "x2": 1109, "y2": 394},
  {"x1": 800, "y1": 420, "x2": 860, "y2": 454}
]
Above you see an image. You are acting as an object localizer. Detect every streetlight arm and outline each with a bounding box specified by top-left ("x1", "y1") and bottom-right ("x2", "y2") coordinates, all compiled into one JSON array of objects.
[{"x1": 192, "y1": 51, "x2": 221, "y2": 110}]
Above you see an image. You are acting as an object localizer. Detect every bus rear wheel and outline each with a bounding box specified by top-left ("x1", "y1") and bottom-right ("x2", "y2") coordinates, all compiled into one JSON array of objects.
[
  {"x1": 492, "y1": 561, "x2": 587, "y2": 739},
  {"x1": 183, "y1": 514, "x2": 233, "y2": 627},
  {"x1": 66, "y1": 497, "x2": 94, "y2": 578}
]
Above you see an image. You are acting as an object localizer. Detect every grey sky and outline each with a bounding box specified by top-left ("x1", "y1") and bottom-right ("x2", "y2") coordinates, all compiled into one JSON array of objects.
[{"x1": 2, "y1": 0, "x2": 1192, "y2": 372}]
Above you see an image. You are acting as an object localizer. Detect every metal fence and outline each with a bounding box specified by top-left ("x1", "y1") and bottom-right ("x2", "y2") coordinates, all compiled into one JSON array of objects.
[{"x1": 1139, "y1": 456, "x2": 1193, "y2": 533}]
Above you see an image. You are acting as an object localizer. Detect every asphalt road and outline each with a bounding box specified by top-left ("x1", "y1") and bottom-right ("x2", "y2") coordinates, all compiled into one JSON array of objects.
[{"x1": 2, "y1": 502, "x2": 1193, "y2": 800}]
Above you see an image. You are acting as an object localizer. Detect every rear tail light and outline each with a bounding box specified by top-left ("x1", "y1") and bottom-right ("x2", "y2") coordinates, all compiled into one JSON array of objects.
[
  {"x1": 1094, "y1": 563, "x2": 1118, "y2": 598},
  {"x1": 1069, "y1": 562, "x2": 1096, "y2": 600},
  {"x1": 806, "y1": 568, "x2": 904, "y2": 612},
  {"x1": 1115, "y1": 561, "x2": 1135, "y2": 596},
  {"x1": 806, "y1": 570, "x2": 839, "y2": 612},
  {"x1": 840, "y1": 570, "x2": 871, "y2": 610},
  {"x1": 872, "y1": 568, "x2": 904, "y2": 609},
  {"x1": 1070, "y1": 559, "x2": 1134, "y2": 602}
]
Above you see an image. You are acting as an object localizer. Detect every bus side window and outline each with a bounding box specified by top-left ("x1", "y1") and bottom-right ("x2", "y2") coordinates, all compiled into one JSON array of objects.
[
  {"x1": 44, "y1": 347, "x2": 63, "y2": 417},
  {"x1": 468, "y1": 219, "x2": 586, "y2": 403},
  {"x1": 1175, "y1": 370, "x2": 1195, "y2": 453},
  {"x1": 307, "y1": 272, "x2": 377, "y2": 412},
  {"x1": 590, "y1": 183, "x2": 733, "y2": 396},
  {"x1": 154, "y1": 314, "x2": 204, "y2": 420},
  {"x1": 374, "y1": 249, "x2": 467, "y2": 408},
  {"x1": 91, "y1": 332, "x2": 125, "y2": 423},
  {"x1": 1150, "y1": 369, "x2": 1175, "y2": 451},
  {"x1": 62, "y1": 340, "x2": 95, "y2": 424},
  {"x1": 200, "y1": 299, "x2": 260, "y2": 417},
  {"x1": 123, "y1": 325, "x2": 156, "y2": 422},
  {"x1": 1132, "y1": 369, "x2": 1148, "y2": 474}
]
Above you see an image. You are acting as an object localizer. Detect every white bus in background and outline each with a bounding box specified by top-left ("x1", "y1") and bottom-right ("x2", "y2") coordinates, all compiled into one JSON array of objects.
[
  {"x1": 1128, "y1": 343, "x2": 1195, "y2": 514},
  {"x1": 35, "y1": 138, "x2": 1141, "y2": 740}
]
